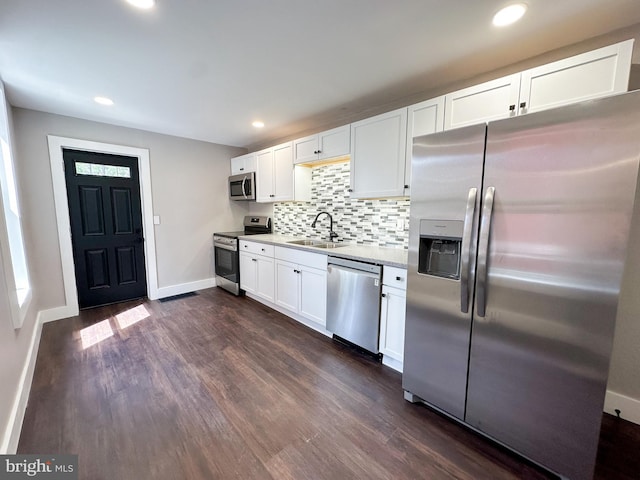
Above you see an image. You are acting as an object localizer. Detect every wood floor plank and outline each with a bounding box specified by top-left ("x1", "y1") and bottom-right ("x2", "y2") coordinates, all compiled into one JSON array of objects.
[{"x1": 17, "y1": 287, "x2": 640, "y2": 479}]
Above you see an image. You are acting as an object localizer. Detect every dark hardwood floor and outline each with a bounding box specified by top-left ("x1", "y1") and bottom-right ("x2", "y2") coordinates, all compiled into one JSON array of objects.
[{"x1": 18, "y1": 288, "x2": 640, "y2": 479}]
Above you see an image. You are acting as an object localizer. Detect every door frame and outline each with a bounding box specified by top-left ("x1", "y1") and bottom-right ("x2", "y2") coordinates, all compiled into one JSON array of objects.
[{"x1": 47, "y1": 135, "x2": 159, "y2": 316}]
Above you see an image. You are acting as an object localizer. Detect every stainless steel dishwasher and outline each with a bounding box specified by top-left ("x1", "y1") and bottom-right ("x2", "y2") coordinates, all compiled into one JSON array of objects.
[{"x1": 326, "y1": 256, "x2": 382, "y2": 354}]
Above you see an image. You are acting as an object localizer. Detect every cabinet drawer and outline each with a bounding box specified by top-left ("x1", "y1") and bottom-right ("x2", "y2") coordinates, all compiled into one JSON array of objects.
[
  {"x1": 275, "y1": 246, "x2": 327, "y2": 270},
  {"x1": 240, "y1": 241, "x2": 274, "y2": 257},
  {"x1": 383, "y1": 266, "x2": 407, "y2": 289}
]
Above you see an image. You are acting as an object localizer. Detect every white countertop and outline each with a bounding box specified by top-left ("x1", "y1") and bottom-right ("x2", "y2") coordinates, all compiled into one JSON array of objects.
[{"x1": 238, "y1": 234, "x2": 408, "y2": 268}]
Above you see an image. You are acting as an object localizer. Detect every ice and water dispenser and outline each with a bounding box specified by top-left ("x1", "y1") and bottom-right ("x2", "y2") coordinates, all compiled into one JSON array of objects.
[{"x1": 418, "y1": 220, "x2": 463, "y2": 280}]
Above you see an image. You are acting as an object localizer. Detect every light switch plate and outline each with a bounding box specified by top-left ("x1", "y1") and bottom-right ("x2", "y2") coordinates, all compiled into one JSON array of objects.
[{"x1": 153, "y1": 215, "x2": 161, "y2": 225}]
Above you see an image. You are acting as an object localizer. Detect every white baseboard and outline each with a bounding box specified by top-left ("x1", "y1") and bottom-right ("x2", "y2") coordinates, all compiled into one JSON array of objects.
[
  {"x1": 1, "y1": 314, "x2": 42, "y2": 453},
  {"x1": 156, "y1": 278, "x2": 216, "y2": 300},
  {"x1": 244, "y1": 292, "x2": 332, "y2": 338},
  {"x1": 604, "y1": 390, "x2": 640, "y2": 425},
  {"x1": 39, "y1": 305, "x2": 77, "y2": 323},
  {"x1": 382, "y1": 355, "x2": 403, "y2": 373}
]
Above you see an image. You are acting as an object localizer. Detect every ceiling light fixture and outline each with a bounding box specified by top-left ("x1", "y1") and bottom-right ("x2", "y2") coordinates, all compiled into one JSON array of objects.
[
  {"x1": 94, "y1": 96, "x2": 114, "y2": 106},
  {"x1": 252, "y1": 121, "x2": 265, "y2": 128},
  {"x1": 126, "y1": 0, "x2": 155, "y2": 9},
  {"x1": 492, "y1": 3, "x2": 528, "y2": 27}
]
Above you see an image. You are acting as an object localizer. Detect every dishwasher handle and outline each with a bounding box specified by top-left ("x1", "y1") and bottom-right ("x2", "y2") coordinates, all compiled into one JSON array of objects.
[
  {"x1": 327, "y1": 263, "x2": 382, "y2": 281},
  {"x1": 327, "y1": 256, "x2": 381, "y2": 275}
]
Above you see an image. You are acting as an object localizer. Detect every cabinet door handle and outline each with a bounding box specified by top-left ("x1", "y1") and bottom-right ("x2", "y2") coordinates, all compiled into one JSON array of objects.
[
  {"x1": 348, "y1": 188, "x2": 353, "y2": 192},
  {"x1": 251, "y1": 258, "x2": 257, "y2": 262},
  {"x1": 404, "y1": 185, "x2": 409, "y2": 189},
  {"x1": 381, "y1": 293, "x2": 386, "y2": 298},
  {"x1": 520, "y1": 101, "x2": 527, "y2": 109},
  {"x1": 261, "y1": 248, "x2": 265, "y2": 252},
  {"x1": 396, "y1": 276, "x2": 402, "y2": 281},
  {"x1": 509, "y1": 104, "x2": 516, "y2": 111},
  {"x1": 239, "y1": 167, "x2": 244, "y2": 171},
  {"x1": 270, "y1": 194, "x2": 275, "y2": 197}
]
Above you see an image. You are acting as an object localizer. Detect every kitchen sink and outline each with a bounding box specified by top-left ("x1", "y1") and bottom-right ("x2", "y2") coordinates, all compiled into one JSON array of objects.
[
  {"x1": 313, "y1": 243, "x2": 345, "y2": 249},
  {"x1": 286, "y1": 239, "x2": 346, "y2": 249},
  {"x1": 286, "y1": 239, "x2": 324, "y2": 246}
]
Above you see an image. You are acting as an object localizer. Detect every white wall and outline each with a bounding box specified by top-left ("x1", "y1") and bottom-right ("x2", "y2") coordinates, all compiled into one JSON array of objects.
[
  {"x1": 0, "y1": 98, "x2": 39, "y2": 453},
  {"x1": 12, "y1": 108, "x2": 249, "y2": 307}
]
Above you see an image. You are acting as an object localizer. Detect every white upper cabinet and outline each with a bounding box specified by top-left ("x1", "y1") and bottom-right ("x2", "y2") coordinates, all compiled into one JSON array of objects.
[
  {"x1": 293, "y1": 135, "x2": 318, "y2": 164},
  {"x1": 230, "y1": 152, "x2": 257, "y2": 175},
  {"x1": 350, "y1": 107, "x2": 408, "y2": 199},
  {"x1": 256, "y1": 147, "x2": 275, "y2": 202},
  {"x1": 293, "y1": 125, "x2": 350, "y2": 164},
  {"x1": 444, "y1": 74, "x2": 521, "y2": 130},
  {"x1": 444, "y1": 39, "x2": 634, "y2": 130},
  {"x1": 256, "y1": 142, "x2": 310, "y2": 203},
  {"x1": 318, "y1": 125, "x2": 350, "y2": 160},
  {"x1": 519, "y1": 39, "x2": 634, "y2": 115},
  {"x1": 405, "y1": 97, "x2": 445, "y2": 192},
  {"x1": 273, "y1": 142, "x2": 294, "y2": 201}
]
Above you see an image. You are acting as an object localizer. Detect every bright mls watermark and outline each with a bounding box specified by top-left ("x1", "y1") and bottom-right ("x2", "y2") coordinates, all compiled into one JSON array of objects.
[{"x1": 0, "y1": 455, "x2": 77, "y2": 479}]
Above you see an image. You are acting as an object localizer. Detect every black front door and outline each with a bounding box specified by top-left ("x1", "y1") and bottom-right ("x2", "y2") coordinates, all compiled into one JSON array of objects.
[{"x1": 63, "y1": 149, "x2": 147, "y2": 308}]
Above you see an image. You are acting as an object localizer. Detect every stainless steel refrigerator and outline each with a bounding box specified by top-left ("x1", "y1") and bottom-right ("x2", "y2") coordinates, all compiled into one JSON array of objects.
[{"x1": 403, "y1": 90, "x2": 640, "y2": 480}]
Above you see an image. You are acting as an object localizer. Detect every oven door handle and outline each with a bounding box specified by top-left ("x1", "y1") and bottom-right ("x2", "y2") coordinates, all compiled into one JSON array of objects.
[{"x1": 214, "y1": 242, "x2": 237, "y2": 252}]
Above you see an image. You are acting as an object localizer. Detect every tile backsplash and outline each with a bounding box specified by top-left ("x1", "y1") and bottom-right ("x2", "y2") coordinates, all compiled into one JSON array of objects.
[{"x1": 274, "y1": 162, "x2": 410, "y2": 248}]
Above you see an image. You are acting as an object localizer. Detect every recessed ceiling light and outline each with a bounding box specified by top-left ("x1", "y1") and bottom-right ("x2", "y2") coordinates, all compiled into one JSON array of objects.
[
  {"x1": 126, "y1": 0, "x2": 155, "y2": 9},
  {"x1": 492, "y1": 3, "x2": 527, "y2": 27},
  {"x1": 252, "y1": 121, "x2": 265, "y2": 128},
  {"x1": 94, "y1": 96, "x2": 114, "y2": 106}
]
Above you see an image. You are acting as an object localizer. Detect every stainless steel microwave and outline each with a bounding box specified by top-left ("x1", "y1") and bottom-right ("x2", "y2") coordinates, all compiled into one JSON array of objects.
[{"x1": 229, "y1": 172, "x2": 256, "y2": 201}]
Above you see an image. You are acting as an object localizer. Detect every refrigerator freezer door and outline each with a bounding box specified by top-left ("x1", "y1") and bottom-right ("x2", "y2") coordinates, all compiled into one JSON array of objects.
[
  {"x1": 403, "y1": 124, "x2": 486, "y2": 420},
  {"x1": 466, "y1": 92, "x2": 640, "y2": 480}
]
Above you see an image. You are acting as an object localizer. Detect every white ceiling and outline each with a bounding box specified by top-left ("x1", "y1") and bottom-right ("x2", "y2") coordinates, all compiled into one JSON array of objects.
[{"x1": 1, "y1": 0, "x2": 640, "y2": 149}]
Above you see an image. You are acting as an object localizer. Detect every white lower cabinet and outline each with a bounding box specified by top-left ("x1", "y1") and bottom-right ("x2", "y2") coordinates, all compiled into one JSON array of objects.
[
  {"x1": 275, "y1": 247, "x2": 327, "y2": 327},
  {"x1": 275, "y1": 260, "x2": 298, "y2": 311},
  {"x1": 239, "y1": 241, "x2": 275, "y2": 303},
  {"x1": 298, "y1": 265, "x2": 327, "y2": 325},
  {"x1": 379, "y1": 266, "x2": 407, "y2": 372}
]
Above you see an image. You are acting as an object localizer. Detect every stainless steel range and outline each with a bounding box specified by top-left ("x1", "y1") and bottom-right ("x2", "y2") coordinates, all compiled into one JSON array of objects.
[{"x1": 213, "y1": 216, "x2": 271, "y2": 295}]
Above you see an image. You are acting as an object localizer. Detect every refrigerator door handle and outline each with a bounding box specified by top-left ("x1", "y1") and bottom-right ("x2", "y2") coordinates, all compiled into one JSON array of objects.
[
  {"x1": 460, "y1": 187, "x2": 477, "y2": 314},
  {"x1": 476, "y1": 186, "x2": 495, "y2": 317}
]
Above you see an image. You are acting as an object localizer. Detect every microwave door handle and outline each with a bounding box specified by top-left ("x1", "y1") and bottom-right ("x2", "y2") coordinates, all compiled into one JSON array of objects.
[
  {"x1": 460, "y1": 187, "x2": 477, "y2": 314},
  {"x1": 476, "y1": 186, "x2": 495, "y2": 318},
  {"x1": 242, "y1": 176, "x2": 247, "y2": 198}
]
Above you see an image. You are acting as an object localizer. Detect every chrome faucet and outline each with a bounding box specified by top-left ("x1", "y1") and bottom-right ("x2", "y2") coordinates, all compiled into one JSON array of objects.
[{"x1": 311, "y1": 211, "x2": 338, "y2": 242}]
